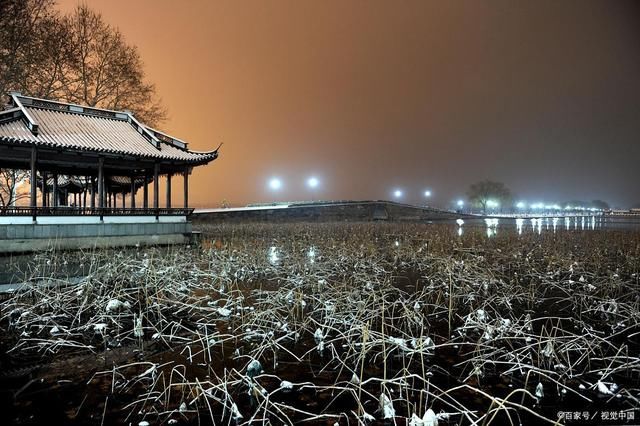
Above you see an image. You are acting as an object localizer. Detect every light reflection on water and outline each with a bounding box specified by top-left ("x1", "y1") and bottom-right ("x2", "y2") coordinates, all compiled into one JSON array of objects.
[
  {"x1": 455, "y1": 215, "x2": 639, "y2": 237},
  {"x1": 484, "y1": 218, "x2": 499, "y2": 237},
  {"x1": 516, "y1": 218, "x2": 524, "y2": 235}
]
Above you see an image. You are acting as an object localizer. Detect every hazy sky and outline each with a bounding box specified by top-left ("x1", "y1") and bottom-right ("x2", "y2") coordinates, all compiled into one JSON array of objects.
[{"x1": 57, "y1": 0, "x2": 640, "y2": 208}]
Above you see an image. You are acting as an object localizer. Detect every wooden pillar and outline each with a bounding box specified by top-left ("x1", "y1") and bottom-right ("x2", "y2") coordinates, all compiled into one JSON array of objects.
[
  {"x1": 166, "y1": 173, "x2": 172, "y2": 209},
  {"x1": 30, "y1": 147, "x2": 37, "y2": 220},
  {"x1": 52, "y1": 173, "x2": 58, "y2": 208},
  {"x1": 98, "y1": 158, "x2": 104, "y2": 209},
  {"x1": 83, "y1": 177, "x2": 88, "y2": 209},
  {"x1": 41, "y1": 171, "x2": 47, "y2": 207},
  {"x1": 130, "y1": 178, "x2": 136, "y2": 209},
  {"x1": 90, "y1": 176, "x2": 96, "y2": 209},
  {"x1": 143, "y1": 176, "x2": 149, "y2": 209},
  {"x1": 153, "y1": 163, "x2": 159, "y2": 211},
  {"x1": 183, "y1": 169, "x2": 189, "y2": 209}
]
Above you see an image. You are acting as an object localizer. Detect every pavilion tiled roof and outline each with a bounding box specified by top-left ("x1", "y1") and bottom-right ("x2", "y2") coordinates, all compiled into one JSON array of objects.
[{"x1": 0, "y1": 94, "x2": 218, "y2": 165}]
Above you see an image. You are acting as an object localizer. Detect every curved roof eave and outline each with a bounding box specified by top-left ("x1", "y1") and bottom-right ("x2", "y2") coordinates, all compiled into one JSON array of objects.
[{"x1": 0, "y1": 135, "x2": 219, "y2": 164}]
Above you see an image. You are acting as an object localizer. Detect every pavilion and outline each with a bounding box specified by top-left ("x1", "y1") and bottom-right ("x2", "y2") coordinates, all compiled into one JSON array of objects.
[{"x1": 0, "y1": 92, "x2": 219, "y2": 252}]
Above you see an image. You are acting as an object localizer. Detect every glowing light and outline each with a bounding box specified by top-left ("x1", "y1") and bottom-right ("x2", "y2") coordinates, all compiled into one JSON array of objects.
[
  {"x1": 424, "y1": 190, "x2": 432, "y2": 197},
  {"x1": 269, "y1": 178, "x2": 282, "y2": 190},
  {"x1": 456, "y1": 218, "x2": 464, "y2": 226},
  {"x1": 393, "y1": 189, "x2": 403, "y2": 198},
  {"x1": 516, "y1": 201, "x2": 526, "y2": 209},
  {"x1": 552, "y1": 217, "x2": 559, "y2": 232},
  {"x1": 307, "y1": 177, "x2": 319, "y2": 188},
  {"x1": 484, "y1": 218, "x2": 499, "y2": 227},
  {"x1": 531, "y1": 218, "x2": 542, "y2": 234},
  {"x1": 516, "y1": 218, "x2": 524, "y2": 235},
  {"x1": 457, "y1": 200, "x2": 464, "y2": 207},
  {"x1": 486, "y1": 200, "x2": 499, "y2": 208}
]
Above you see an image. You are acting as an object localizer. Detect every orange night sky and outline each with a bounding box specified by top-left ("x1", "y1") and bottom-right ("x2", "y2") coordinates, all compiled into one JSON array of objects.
[{"x1": 56, "y1": 0, "x2": 640, "y2": 208}]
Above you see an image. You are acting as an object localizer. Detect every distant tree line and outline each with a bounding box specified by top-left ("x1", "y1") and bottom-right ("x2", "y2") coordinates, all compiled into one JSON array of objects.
[
  {"x1": 0, "y1": 0, "x2": 166, "y2": 125},
  {"x1": 466, "y1": 180, "x2": 512, "y2": 213},
  {"x1": 465, "y1": 180, "x2": 611, "y2": 213}
]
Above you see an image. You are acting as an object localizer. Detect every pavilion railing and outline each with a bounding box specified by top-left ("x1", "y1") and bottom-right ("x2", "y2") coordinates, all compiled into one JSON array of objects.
[{"x1": 0, "y1": 207, "x2": 194, "y2": 216}]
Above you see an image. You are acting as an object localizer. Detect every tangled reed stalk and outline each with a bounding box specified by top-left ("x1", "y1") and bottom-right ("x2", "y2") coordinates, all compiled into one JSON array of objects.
[{"x1": 0, "y1": 222, "x2": 639, "y2": 425}]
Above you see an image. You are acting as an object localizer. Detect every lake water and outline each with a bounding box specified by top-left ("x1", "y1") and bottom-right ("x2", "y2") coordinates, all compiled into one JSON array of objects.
[
  {"x1": 456, "y1": 215, "x2": 640, "y2": 237},
  {"x1": 2, "y1": 216, "x2": 638, "y2": 286}
]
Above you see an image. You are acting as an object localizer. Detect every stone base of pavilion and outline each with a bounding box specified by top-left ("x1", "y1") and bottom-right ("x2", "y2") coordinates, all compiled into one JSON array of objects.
[{"x1": 0, "y1": 210, "x2": 193, "y2": 253}]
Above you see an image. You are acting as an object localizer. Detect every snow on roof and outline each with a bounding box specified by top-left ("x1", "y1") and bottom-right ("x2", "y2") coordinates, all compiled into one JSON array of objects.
[{"x1": 0, "y1": 94, "x2": 218, "y2": 165}]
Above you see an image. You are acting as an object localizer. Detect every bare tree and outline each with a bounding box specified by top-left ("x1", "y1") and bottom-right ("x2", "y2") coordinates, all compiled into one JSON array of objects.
[
  {"x1": 591, "y1": 199, "x2": 610, "y2": 211},
  {"x1": 0, "y1": 169, "x2": 29, "y2": 211},
  {"x1": 0, "y1": 0, "x2": 62, "y2": 103},
  {"x1": 1, "y1": 2, "x2": 167, "y2": 125},
  {"x1": 61, "y1": 5, "x2": 167, "y2": 125},
  {"x1": 1, "y1": 1, "x2": 168, "y2": 207},
  {"x1": 467, "y1": 180, "x2": 513, "y2": 214}
]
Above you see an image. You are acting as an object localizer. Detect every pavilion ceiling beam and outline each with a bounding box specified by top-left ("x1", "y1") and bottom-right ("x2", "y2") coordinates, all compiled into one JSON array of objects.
[{"x1": 0, "y1": 148, "x2": 208, "y2": 175}]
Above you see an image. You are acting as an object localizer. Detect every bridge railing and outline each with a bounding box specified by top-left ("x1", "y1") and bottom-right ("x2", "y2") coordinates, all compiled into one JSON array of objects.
[{"x1": 0, "y1": 206, "x2": 193, "y2": 216}]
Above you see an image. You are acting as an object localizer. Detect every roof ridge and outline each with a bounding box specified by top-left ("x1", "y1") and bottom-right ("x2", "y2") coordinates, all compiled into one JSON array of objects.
[
  {"x1": 11, "y1": 93, "x2": 39, "y2": 135},
  {"x1": 14, "y1": 94, "x2": 162, "y2": 151},
  {"x1": 18, "y1": 95, "x2": 131, "y2": 121}
]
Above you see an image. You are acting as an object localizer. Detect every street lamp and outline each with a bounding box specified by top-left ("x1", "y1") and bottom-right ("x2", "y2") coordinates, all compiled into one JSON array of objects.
[
  {"x1": 268, "y1": 177, "x2": 282, "y2": 190},
  {"x1": 457, "y1": 200, "x2": 464, "y2": 207},
  {"x1": 424, "y1": 190, "x2": 432, "y2": 198},
  {"x1": 307, "y1": 177, "x2": 319, "y2": 189},
  {"x1": 393, "y1": 189, "x2": 403, "y2": 199},
  {"x1": 516, "y1": 201, "x2": 526, "y2": 209}
]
